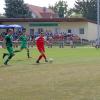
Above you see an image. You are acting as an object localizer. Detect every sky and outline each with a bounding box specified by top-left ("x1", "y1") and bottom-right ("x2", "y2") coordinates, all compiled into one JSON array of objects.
[{"x1": 0, "y1": 0, "x2": 75, "y2": 14}]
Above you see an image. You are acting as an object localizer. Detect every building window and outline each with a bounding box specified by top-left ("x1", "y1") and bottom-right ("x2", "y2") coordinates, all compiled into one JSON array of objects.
[
  {"x1": 68, "y1": 29, "x2": 71, "y2": 33},
  {"x1": 79, "y1": 28, "x2": 84, "y2": 34}
]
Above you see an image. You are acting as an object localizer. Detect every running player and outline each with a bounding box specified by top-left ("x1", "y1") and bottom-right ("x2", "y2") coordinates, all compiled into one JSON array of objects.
[
  {"x1": 3, "y1": 29, "x2": 15, "y2": 65},
  {"x1": 16, "y1": 28, "x2": 31, "y2": 58},
  {"x1": 35, "y1": 32, "x2": 48, "y2": 63}
]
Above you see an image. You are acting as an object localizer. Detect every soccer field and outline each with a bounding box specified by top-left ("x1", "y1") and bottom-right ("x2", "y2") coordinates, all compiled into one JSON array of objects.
[{"x1": 0, "y1": 47, "x2": 100, "y2": 100}]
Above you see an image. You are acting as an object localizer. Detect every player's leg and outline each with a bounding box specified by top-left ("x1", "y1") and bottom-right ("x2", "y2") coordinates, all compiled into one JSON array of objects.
[
  {"x1": 3, "y1": 53, "x2": 8, "y2": 59},
  {"x1": 13, "y1": 48, "x2": 23, "y2": 54},
  {"x1": 36, "y1": 51, "x2": 48, "y2": 63},
  {"x1": 4, "y1": 47, "x2": 15, "y2": 65},
  {"x1": 36, "y1": 51, "x2": 43, "y2": 63},
  {"x1": 42, "y1": 48, "x2": 48, "y2": 62},
  {"x1": 14, "y1": 50, "x2": 20, "y2": 53},
  {"x1": 14, "y1": 46, "x2": 23, "y2": 53},
  {"x1": 26, "y1": 48, "x2": 31, "y2": 58},
  {"x1": 4, "y1": 53, "x2": 14, "y2": 65},
  {"x1": 42, "y1": 52, "x2": 48, "y2": 62},
  {"x1": 36, "y1": 49, "x2": 44, "y2": 63},
  {"x1": 21, "y1": 44, "x2": 30, "y2": 58}
]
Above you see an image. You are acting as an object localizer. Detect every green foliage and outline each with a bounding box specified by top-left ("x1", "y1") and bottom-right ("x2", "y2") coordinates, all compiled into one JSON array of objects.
[
  {"x1": 49, "y1": 0, "x2": 69, "y2": 18},
  {"x1": 73, "y1": 0, "x2": 97, "y2": 21},
  {"x1": 4, "y1": 0, "x2": 32, "y2": 18},
  {"x1": 0, "y1": 14, "x2": 6, "y2": 18}
]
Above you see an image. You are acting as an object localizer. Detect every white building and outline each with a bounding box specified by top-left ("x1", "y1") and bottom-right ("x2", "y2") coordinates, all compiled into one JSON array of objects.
[{"x1": 0, "y1": 18, "x2": 98, "y2": 41}]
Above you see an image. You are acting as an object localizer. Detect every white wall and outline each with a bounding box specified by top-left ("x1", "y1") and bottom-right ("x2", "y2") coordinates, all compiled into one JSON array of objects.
[
  {"x1": 59, "y1": 22, "x2": 88, "y2": 39},
  {"x1": 1, "y1": 21, "x2": 97, "y2": 41},
  {"x1": 87, "y1": 22, "x2": 97, "y2": 41}
]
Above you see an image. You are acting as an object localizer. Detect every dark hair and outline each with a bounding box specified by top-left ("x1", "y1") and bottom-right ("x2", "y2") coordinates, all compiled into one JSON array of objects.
[
  {"x1": 22, "y1": 28, "x2": 26, "y2": 30},
  {"x1": 22, "y1": 28, "x2": 26, "y2": 32},
  {"x1": 6, "y1": 28, "x2": 13, "y2": 32},
  {"x1": 40, "y1": 32, "x2": 44, "y2": 34}
]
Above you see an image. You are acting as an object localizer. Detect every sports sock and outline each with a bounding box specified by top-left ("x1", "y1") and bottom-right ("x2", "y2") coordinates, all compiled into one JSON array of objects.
[
  {"x1": 37, "y1": 55, "x2": 42, "y2": 61},
  {"x1": 43, "y1": 54, "x2": 46, "y2": 60},
  {"x1": 27, "y1": 49, "x2": 30, "y2": 58}
]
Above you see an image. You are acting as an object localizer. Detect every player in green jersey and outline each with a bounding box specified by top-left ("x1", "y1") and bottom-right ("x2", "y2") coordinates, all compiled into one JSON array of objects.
[
  {"x1": 3, "y1": 29, "x2": 15, "y2": 65},
  {"x1": 16, "y1": 28, "x2": 31, "y2": 58}
]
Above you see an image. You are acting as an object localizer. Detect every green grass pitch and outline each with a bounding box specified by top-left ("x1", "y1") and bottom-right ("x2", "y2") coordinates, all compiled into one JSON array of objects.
[{"x1": 0, "y1": 47, "x2": 100, "y2": 100}]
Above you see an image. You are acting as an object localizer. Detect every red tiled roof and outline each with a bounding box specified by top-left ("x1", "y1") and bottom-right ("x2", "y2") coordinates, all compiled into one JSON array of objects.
[
  {"x1": 27, "y1": 4, "x2": 56, "y2": 18},
  {"x1": 40, "y1": 13, "x2": 56, "y2": 18}
]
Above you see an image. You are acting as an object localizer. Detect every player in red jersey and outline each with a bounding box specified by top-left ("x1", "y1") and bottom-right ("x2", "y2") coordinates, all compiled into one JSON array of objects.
[{"x1": 35, "y1": 32, "x2": 48, "y2": 63}]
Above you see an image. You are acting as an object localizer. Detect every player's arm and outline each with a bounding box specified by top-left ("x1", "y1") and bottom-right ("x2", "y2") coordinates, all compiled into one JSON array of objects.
[{"x1": 44, "y1": 36, "x2": 49, "y2": 45}]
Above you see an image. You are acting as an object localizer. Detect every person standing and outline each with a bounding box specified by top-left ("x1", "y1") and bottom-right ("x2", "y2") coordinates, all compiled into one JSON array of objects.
[
  {"x1": 3, "y1": 29, "x2": 15, "y2": 65},
  {"x1": 35, "y1": 32, "x2": 48, "y2": 63},
  {"x1": 47, "y1": 36, "x2": 53, "y2": 48},
  {"x1": 59, "y1": 33, "x2": 64, "y2": 48}
]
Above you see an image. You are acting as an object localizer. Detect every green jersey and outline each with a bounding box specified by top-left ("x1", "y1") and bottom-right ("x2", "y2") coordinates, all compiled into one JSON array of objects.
[
  {"x1": 20, "y1": 35, "x2": 27, "y2": 48},
  {"x1": 5, "y1": 34, "x2": 13, "y2": 47}
]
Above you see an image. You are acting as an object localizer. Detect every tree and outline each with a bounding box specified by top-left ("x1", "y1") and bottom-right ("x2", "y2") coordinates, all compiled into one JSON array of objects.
[
  {"x1": 49, "y1": 0, "x2": 68, "y2": 18},
  {"x1": 0, "y1": 14, "x2": 6, "y2": 18},
  {"x1": 73, "y1": 0, "x2": 97, "y2": 21},
  {"x1": 4, "y1": 0, "x2": 32, "y2": 18}
]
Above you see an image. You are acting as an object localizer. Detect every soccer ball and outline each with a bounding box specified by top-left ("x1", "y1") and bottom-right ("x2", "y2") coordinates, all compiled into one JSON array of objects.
[{"x1": 49, "y1": 58, "x2": 54, "y2": 63}]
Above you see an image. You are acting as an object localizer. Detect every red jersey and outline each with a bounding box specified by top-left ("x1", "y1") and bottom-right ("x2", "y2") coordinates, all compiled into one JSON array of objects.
[{"x1": 35, "y1": 36, "x2": 45, "y2": 52}]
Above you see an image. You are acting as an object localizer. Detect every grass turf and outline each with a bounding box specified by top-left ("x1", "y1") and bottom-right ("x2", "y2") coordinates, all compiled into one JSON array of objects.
[{"x1": 0, "y1": 47, "x2": 100, "y2": 100}]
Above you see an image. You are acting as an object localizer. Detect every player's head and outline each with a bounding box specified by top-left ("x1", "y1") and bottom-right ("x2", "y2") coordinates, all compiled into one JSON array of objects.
[
  {"x1": 22, "y1": 28, "x2": 26, "y2": 33},
  {"x1": 7, "y1": 29, "x2": 13, "y2": 35},
  {"x1": 19, "y1": 31, "x2": 24, "y2": 35},
  {"x1": 39, "y1": 32, "x2": 44, "y2": 36}
]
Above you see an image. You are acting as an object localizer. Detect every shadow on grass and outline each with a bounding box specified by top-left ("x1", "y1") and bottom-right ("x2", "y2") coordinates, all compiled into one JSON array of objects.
[
  {"x1": 13, "y1": 58, "x2": 33, "y2": 62},
  {"x1": 31, "y1": 62, "x2": 48, "y2": 65}
]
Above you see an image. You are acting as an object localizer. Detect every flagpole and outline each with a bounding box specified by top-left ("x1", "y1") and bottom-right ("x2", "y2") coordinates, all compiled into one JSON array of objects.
[{"x1": 97, "y1": 0, "x2": 100, "y2": 45}]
